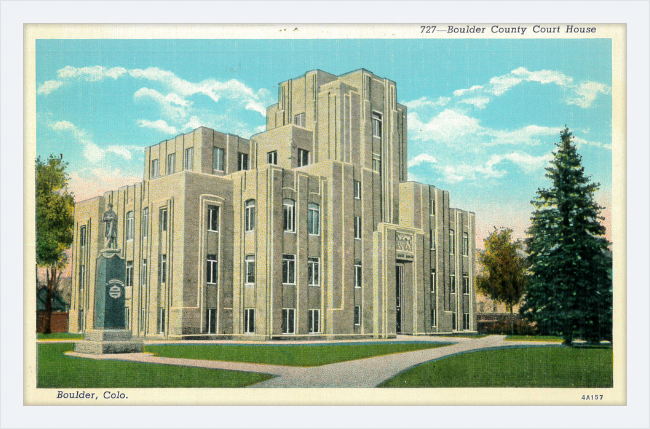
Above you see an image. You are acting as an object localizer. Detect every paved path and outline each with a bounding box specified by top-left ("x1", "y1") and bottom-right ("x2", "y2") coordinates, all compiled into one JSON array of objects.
[{"x1": 65, "y1": 335, "x2": 561, "y2": 388}]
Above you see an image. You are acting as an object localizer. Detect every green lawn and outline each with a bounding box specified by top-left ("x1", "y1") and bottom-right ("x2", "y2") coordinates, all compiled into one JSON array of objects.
[
  {"x1": 37, "y1": 343, "x2": 273, "y2": 388},
  {"x1": 37, "y1": 332, "x2": 84, "y2": 340},
  {"x1": 379, "y1": 346, "x2": 613, "y2": 388},
  {"x1": 505, "y1": 335, "x2": 564, "y2": 342},
  {"x1": 146, "y1": 341, "x2": 452, "y2": 367}
]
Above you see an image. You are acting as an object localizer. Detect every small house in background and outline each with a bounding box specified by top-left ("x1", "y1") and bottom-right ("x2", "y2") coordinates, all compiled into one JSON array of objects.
[{"x1": 36, "y1": 286, "x2": 69, "y2": 333}]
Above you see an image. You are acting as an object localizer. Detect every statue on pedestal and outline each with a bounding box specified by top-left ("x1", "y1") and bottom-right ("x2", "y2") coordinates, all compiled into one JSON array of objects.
[{"x1": 102, "y1": 204, "x2": 118, "y2": 249}]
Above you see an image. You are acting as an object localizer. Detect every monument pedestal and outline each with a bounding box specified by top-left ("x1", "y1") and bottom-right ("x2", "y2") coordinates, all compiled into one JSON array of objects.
[{"x1": 75, "y1": 329, "x2": 144, "y2": 354}]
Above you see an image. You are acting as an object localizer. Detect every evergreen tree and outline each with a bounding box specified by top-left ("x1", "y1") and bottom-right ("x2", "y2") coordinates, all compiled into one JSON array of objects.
[
  {"x1": 521, "y1": 127, "x2": 612, "y2": 345},
  {"x1": 36, "y1": 155, "x2": 75, "y2": 334}
]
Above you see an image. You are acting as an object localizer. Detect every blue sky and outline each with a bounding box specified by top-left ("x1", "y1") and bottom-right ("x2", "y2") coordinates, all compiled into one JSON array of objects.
[{"x1": 36, "y1": 38, "x2": 613, "y2": 244}]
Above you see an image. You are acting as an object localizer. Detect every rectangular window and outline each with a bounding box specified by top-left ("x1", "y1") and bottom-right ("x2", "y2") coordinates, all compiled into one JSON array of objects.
[
  {"x1": 450, "y1": 274, "x2": 456, "y2": 294},
  {"x1": 184, "y1": 147, "x2": 194, "y2": 170},
  {"x1": 79, "y1": 225, "x2": 87, "y2": 248},
  {"x1": 463, "y1": 232, "x2": 469, "y2": 256},
  {"x1": 79, "y1": 265, "x2": 85, "y2": 290},
  {"x1": 449, "y1": 229, "x2": 455, "y2": 255},
  {"x1": 243, "y1": 308, "x2": 255, "y2": 333},
  {"x1": 308, "y1": 309, "x2": 320, "y2": 333},
  {"x1": 126, "y1": 211, "x2": 135, "y2": 240},
  {"x1": 354, "y1": 305, "x2": 361, "y2": 326},
  {"x1": 238, "y1": 152, "x2": 249, "y2": 171},
  {"x1": 207, "y1": 205, "x2": 219, "y2": 232},
  {"x1": 167, "y1": 153, "x2": 175, "y2": 174},
  {"x1": 267, "y1": 150, "x2": 278, "y2": 165},
  {"x1": 159, "y1": 254, "x2": 167, "y2": 284},
  {"x1": 308, "y1": 203, "x2": 320, "y2": 235},
  {"x1": 282, "y1": 254, "x2": 296, "y2": 284},
  {"x1": 150, "y1": 159, "x2": 159, "y2": 178},
  {"x1": 159, "y1": 208, "x2": 168, "y2": 232},
  {"x1": 125, "y1": 307, "x2": 130, "y2": 328},
  {"x1": 297, "y1": 148, "x2": 309, "y2": 167},
  {"x1": 141, "y1": 208, "x2": 149, "y2": 238},
  {"x1": 463, "y1": 275, "x2": 469, "y2": 295},
  {"x1": 283, "y1": 199, "x2": 295, "y2": 232},
  {"x1": 430, "y1": 269, "x2": 436, "y2": 293},
  {"x1": 431, "y1": 306, "x2": 436, "y2": 327},
  {"x1": 207, "y1": 254, "x2": 218, "y2": 284},
  {"x1": 140, "y1": 308, "x2": 146, "y2": 333},
  {"x1": 141, "y1": 259, "x2": 147, "y2": 285},
  {"x1": 430, "y1": 198, "x2": 436, "y2": 215},
  {"x1": 213, "y1": 147, "x2": 225, "y2": 172},
  {"x1": 206, "y1": 308, "x2": 217, "y2": 334},
  {"x1": 452, "y1": 312, "x2": 457, "y2": 331},
  {"x1": 308, "y1": 257, "x2": 320, "y2": 286},
  {"x1": 125, "y1": 261, "x2": 134, "y2": 287},
  {"x1": 463, "y1": 312, "x2": 470, "y2": 330},
  {"x1": 245, "y1": 255, "x2": 255, "y2": 284},
  {"x1": 158, "y1": 308, "x2": 166, "y2": 334},
  {"x1": 79, "y1": 309, "x2": 84, "y2": 331},
  {"x1": 354, "y1": 262, "x2": 362, "y2": 288},
  {"x1": 430, "y1": 228, "x2": 435, "y2": 250},
  {"x1": 282, "y1": 308, "x2": 296, "y2": 334},
  {"x1": 372, "y1": 112, "x2": 382, "y2": 138},
  {"x1": 372, "y1": 156, "x2": 381, "y2": 173},
  {"x1": 354, "y1": 180, "x2": 361, "y2": 199},
  {"x1": 244, "y1": 200, "x2": 255, "y2": 232},
  {"x1": 293, "y1": 112, "x2": 306, "y2": 128},
  {"x1": 354, "y1": 216, "x2": 361, "y2": 239}
]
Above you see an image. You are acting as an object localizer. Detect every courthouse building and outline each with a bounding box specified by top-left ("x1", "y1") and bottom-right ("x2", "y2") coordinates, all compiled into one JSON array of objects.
[{"x1": 69, "y1": 68, "x2": 477, "y2": 339}]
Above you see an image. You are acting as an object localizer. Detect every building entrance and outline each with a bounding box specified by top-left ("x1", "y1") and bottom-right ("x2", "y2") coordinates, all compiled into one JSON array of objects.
[{"x1": 396, "y1": 264, "x2": 403, "y2": 334}]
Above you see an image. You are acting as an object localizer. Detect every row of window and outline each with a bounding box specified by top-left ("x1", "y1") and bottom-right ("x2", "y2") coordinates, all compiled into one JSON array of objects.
[
  {"x1": 242, "y1": 306, "x2": 362, "y2": 334},
  {"x1": 241, "y1": 254, "x2": 322, "y2": 286},
  {"x1": 429, "y1": 229, "x2": 470, "y2": 256},
  {"x1": 429, "y1": 271, "x2": 470, "y2": 294}
]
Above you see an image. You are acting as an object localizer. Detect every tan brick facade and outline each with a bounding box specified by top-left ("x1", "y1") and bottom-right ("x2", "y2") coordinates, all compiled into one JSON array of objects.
[{"x1": 70, "y1": 69, "x2": 476, "y2": 339}]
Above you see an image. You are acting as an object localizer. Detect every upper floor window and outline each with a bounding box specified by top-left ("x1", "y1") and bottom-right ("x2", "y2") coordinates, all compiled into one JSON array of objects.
[
  {"x1": 126, "y1": 261, "x2": 134, "y2": 286},
  {"x1": 79, "y1": 225, "x2": 87, "y2": 248},
  {"x1": 159, "y1": 254, "x2": 167, "y2": 284},
  {"x1": 354, "y1": 180, "x2": 361, "y2": 199},
  {"x1": 159, "y1": 208, "x2": 168, "y2": 232},
  {"x1": 372, "y1": 112, "x2": 382, "y2": 138},
  {"x1": 141, "y1": 208, "x2": 149, "y2": 238},
  {"x1": 430, "y1": 198, "x2": 436, "y2": 215},
  {"x1": 430, "y1": 228, "x2": 435, "y2": 250},
  {"x1": 245, "y1": 255, "x2": 255, "y2": 284},
  {"x1": 308, "y1": 203, "x2": 320, "y2": 235},
  {"x1": 238, "y1": 152, "x2": 249, "y2": 171},
  {"x1": 207, "y1": 254, "x2": 218, "y2": 284},
  {"x1": 450, "y1": 274, "x2": 456, "y2": 294},
  {"x1": 167, "y1": 153, "x2": 175, "y2": 174},
  {"x1": 244, "y1": 200, "x2": 255, "y2": 232},
  {"x1": 297, "y1": 148, "x2": 309, "y2": 167},
  {"x1": 449, "y1": 229, "x2": 455, "y2": 255},
  {"x1": 463, "y1": 232, "x2": 469, "y2": 256},
  {"x1": 150, "y1": 159, "x2": 160, "y2": 179},
  {"x1": 430, "y1": 269, "x2": 436, "y2": 293},
  {"x1": 283, "y1": 199, "x2": 296, "y2": 232},
  {"x1": 79, "y1": 265, "x2": 85, "y2": 290},
  {"x1": 207, "y1": 205, "x2": 219, "y2": 232},
  {"x1": 372, "y1": 156, "x2": 381, "y2": 173},
  {"x1": 308, "y1": 257, "x2": 320, "y2": 286},
  {"x1": 267, "y1": 150, "x2": 278, "y2": 165},
  {"x1": 354, "y1": 261, "x2": 362, "y2": 288},
  {"x1": 141, "y1": 259, "x2": 147, "y2": 285},
  {"x1": 282, "y1": 254, "x2": 296, "y2": 285},
  {"x1": 294, "y1": 113, "x2": 306, "y2": 128},
  {"x1": 126, "y1": 211, "x2": 135, "y2": 241},
  {"x1": 213, "y1": 147, "x2": 225, "y2": 172},
  {"x1": 184, "y1": 147, "x2": 194, "y2": 170},
  {"x1": 354, "y1": 216, "x2": 362, "y2": 239},
  {"x1": 463, "y1": 275, "x2": 470, "y2": 294}
]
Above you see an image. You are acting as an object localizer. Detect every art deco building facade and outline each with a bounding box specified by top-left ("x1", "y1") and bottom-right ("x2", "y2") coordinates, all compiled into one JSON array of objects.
[{"x1": 70, "y1": 69, "x2": 477, "y2": 339}]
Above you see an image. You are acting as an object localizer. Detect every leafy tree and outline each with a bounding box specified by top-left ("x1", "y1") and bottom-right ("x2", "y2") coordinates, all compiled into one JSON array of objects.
[
  {"x1": 521, "y1": 127, "x2": 612, "y2": 345},
  {"x1": 476, "y1": 227, "x2": 527, "y2": 315},
  {"x1": 36, "y1": 155, "x2": 75, "y2": 333}
]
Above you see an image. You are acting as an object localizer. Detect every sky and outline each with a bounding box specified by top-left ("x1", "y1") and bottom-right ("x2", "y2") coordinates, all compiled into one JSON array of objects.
[{"x1": 36, "y1": 38, "x2": 613, "y2": 246}]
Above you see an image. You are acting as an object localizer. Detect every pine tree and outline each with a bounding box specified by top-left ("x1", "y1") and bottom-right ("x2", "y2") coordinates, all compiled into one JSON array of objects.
[{"x1": 521, "y1": 127, "x2": 612, "y2": 345}]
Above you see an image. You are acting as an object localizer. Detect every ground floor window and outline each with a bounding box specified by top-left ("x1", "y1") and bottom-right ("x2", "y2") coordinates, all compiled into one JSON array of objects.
[
  {"x1": 431, "y1": 306, "x2": 436, "y2": 327},
  {"x1": 158, "y1": 308, "x2": 166, "y2": 334},
  {"x1": 78, "y1": 309, "x2": 84, "y2": 331},
  {"x1": 354, "y1": 305, "x2": 361, "y2": 326},
  {"x1": 282, "y1": 308, "x2": 296, "y2": 334},
  {"x1": 308, "y1": 309, "x2": 320, "y2": 333},
  {"x1": 452, "y1": 311, "x2": 457, "y2": 330},
  {"x1": 140, "y1": 308, "x2": 146, "y2": 333},
  {"x1": 124, "y1": 307, "x2": 130, "y2": 328},
  {"x1": 463, "y1": 312, "x2": 470, "y2": 330},
  {"x1": 244, "y1": 308, "x2": 255, "y2": 333},
  {"x1": 206, "y1": 308, "x2": 217, "y2": 334}
]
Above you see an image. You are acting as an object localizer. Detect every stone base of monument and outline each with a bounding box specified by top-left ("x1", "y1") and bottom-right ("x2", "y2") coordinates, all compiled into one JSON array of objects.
[{"x1": 74, "y1": 330, "x2": 144, "y2": 354}]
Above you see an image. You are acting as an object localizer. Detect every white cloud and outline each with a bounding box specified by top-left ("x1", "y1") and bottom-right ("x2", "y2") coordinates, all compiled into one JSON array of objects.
[
  {"x1": 453, "y1": 85, "x2": 483, "y2": 97},
  {"x1": 133, "y1": 87, "x2": 190, "y2": 121},
  {"x1": 458, "y1": 96, "x2": 491, "y2": 109},
  {"x1": 407, "y1": 153, "x2": 437, "y2": 168},
  {"x1": 57, "y1": 65, "x2": 127, "y2": 81},
  {"x1": 51, "y1": 120, "x2": 77, "y2": 132},
  {"x1": 137, "y1": 119, "x2": 178, "y2": 135},
  {"x1": 489, "y1": 125, "x2": 561, "y2": 146},
  {"x1": 487, "y1": 75, "x2": 522, "y2": 96},
  {"x1": 68, "y1": 167, "x2": 141, "y2": 201},
  {"x1": 50, "y1": 120, "x2": 137, "y2": 163},
  {"x1": 404, "y1": 96, "x2": 451, "y2": 109},
  {"x1": 37, "y1": 80, "x2": 64, "y2": 95},
  {"x1": 566, "y1": 81, "x2": 611, "y2": 108},
  {"x1": 408, "y1": 109, "x2": 482, "y2": 143},
  {"x1": 573, "y1": 136, "x2": 612, "y2": 150}
]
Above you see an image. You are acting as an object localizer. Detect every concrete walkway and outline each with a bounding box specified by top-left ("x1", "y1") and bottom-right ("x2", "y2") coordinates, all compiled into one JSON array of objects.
[{"x1": 65, "y1": 335, "x2": 561, "y2": 388}]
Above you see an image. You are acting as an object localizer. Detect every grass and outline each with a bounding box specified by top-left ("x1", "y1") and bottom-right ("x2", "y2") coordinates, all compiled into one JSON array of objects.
[
  {"x1": 37, "y1": 332, "x2": 84, "y2": 340},
  {"x1": 505, "y1": 335, "x2": 565, "y2": 342},
  {"x1": 37, "y1": 343, "x2": 273, "y2": 388},
  {"x1": 379, "y1": 346, "x2": 613, "y2": 388},
  {"x1": 146, "y1": 341, "x2": 452, "y2": 367}
]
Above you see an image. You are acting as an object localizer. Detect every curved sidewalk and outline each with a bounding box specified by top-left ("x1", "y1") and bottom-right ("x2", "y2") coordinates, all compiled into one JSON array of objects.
[{"x1": 65, "y1": 335, "x2": 561, "y2": 388}]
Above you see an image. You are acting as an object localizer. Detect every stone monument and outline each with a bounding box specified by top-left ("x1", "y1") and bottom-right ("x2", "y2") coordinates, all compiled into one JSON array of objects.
[{"x1": 75, "y1": 204, "x2": 144, "y2": 354}]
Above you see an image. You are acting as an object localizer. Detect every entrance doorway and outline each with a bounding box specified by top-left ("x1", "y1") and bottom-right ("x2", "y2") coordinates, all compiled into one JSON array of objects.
[{"x1": 396, "y1": 265, "x2": 403, "y2": 334}]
